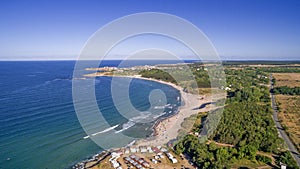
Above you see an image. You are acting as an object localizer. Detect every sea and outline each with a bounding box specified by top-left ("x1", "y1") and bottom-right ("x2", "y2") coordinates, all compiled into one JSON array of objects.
[{"x1": 0, "y1": 60, "x2": 195, "y2": 169}]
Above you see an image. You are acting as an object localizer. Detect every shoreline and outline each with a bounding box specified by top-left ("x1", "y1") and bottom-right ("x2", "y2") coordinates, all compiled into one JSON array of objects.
[
  {"x1": 83, "y1": 74, "x2": 216, "y2": 147},
  {"x1": 72, "y1": 72, "x2": 222, "y2": 168}
]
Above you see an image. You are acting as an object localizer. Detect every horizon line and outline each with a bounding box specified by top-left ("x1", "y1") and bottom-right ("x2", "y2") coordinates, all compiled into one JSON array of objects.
[{"x1": 1, "y1": 59, "x2": 300, "y2": 62}]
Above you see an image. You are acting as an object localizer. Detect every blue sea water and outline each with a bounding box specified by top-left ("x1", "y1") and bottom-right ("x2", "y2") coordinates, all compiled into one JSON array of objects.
[{"x1": 0, "y1": 61, "x2": 186, "y2": 169}]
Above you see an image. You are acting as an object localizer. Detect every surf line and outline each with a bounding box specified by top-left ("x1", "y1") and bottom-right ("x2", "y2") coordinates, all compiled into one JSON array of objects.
[{"x1": 83, "y1": 124, "x2": 119, "y2": 139}]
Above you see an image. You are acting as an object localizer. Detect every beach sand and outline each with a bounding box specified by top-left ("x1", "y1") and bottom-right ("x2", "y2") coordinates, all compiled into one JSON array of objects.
[
  {"x1": 133, "y1": 78, "x2": 219, "y2": 147},
  {"x1": 110, "y1": 75, "x2": 222, "y2": 147},
  {"x1": 83, "y1": 73, "x2": 223, "y2": 147}
]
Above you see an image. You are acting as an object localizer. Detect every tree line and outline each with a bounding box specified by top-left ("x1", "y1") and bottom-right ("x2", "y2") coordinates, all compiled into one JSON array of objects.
[
  {"x1": 174, "y1": 67, "x2": 299, "y2": 168},
  {"x1": 272, "y1": 86, "x2": 300, "y2": 95}
]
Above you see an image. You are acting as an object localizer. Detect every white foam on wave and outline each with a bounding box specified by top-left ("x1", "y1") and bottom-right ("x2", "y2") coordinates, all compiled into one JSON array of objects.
[
  {"x1": 114, "y1": 112, "x2": 151, "y2": 133},
  {"x1": 115, "y1": 121, "x2": 135, "y2": 134},
  {"x1": 130, "y1": 111, "x2": 152, "y2": 122},
  {"x1": 83, "y1": 124, "x2": 119, "y2": 139},
  {"x1": 152, "y1": 111, "x2": 166, "y2": 119}
]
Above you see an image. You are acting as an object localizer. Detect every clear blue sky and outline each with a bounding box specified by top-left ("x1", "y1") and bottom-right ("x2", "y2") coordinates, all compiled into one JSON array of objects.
[{"x1": 0, "y1": 0, "x2": 300, "y2": 60}]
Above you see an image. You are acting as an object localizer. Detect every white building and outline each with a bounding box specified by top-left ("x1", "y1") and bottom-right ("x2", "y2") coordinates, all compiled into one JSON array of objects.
[
  {"x1": 140, "y1": 146, "x2": 147, "y2": 153},
  {"x1": 130, "y1": 147, "x2": 137, "y2": 153},
  {"x1": 165, "y1": 152, "x2": 178, "y2": 164},
  {"x1": 170, "y1": 158, "x2": 178, "y2": 164}
]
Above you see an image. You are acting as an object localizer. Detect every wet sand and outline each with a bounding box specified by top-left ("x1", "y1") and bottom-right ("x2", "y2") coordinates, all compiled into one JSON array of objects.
[
  {"x1": 83, "y1": 73, "x2": 221, "y2": 147},
  {"x1": 134, "y1": 78, "x2": 216, "y2": 147}
]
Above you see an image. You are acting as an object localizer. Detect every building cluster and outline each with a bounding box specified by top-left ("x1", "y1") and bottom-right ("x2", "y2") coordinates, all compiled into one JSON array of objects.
[
  {"x1": 165, "y1": 152, "x2": 178, "y2": 164},
  {"x1": 124, "y1": 155, "x2": 150, "y2": 169},
  {"x1": 108, "y1": 145, "x2": 179, "y2": 169},
  {"x1": 86, "y1": 67, "x2": 118, "y2": 71},
  {"x1": 124, "y1": 146, "x2": 162, "y2": 154},
  {"x1": 109, "y1": 152, "x2": 122, "y2": 169}
]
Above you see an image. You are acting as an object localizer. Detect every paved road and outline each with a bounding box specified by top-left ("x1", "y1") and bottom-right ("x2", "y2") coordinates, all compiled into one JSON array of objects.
[{"x1": 269, "y1": 74, "x2": 300, "y2": 167}]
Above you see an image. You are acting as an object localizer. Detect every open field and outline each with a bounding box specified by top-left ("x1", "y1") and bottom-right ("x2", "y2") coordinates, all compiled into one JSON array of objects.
[
  {"x1": 273, "y1": 73, "x2": 300, "y2": 87},
  {"x1": 275, "y1": 94, "x2": 300, "y2": 152},
  {"x1": 229, "y1": 159, "x2": 271, "y2": 169},
  {"x1": 273, "y1": 73, "x2": 300, "y2": 152}
]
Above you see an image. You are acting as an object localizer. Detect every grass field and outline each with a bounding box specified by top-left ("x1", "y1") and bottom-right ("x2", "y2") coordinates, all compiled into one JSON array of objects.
[
  {"x1": 229, "y1": 159, "x2": 271, "y2": 169},
  {"x1": 275, "y1": 94, "x2": 300, "y2": 152},
  {"x1": 273, "y1": 73, "x2": 300, "y2": 152},
  {"x1": 273, "y1": 73, "x2": 300, "y2": 87}
]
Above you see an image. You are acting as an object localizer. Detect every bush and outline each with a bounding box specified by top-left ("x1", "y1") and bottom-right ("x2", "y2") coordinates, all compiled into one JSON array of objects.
[{"x1": 256, "y1": 155, "x2": 272, "y2": 164}]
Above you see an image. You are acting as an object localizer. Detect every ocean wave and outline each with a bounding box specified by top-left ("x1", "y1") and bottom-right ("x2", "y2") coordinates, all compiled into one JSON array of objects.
[
  {"x1": 114, "y1": 111, "x2": 153, "y2": 134},
  {"x1": 130, "y1": 111, "x2": 152, "y2": 122},
  {"x1": 10, "y1": 78, "x2": 72, "y2": 94},
  {"x1": 152, "y1": 111, "x2": 167, "y2": 119},
  {"x1": 83, "y1": 124, "x2": 119, "y2": 139},
  {"x1": 114, "y1": 121, "x2": 135, "y2": 134},
  {"x1": 0, "y1": 97, "x2": 8, "y2": 101},
  {"x1": 0, "y1": 102, "x2": 73, "y2": 125}
]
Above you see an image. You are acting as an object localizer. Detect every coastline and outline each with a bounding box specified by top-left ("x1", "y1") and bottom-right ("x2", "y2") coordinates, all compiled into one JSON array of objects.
[
  {"x1": 72, "y1": 72, "x2": 224, "y2": 169},
  {"x1": 83, "y1": 73, "x2": 216, "y2": 147}
]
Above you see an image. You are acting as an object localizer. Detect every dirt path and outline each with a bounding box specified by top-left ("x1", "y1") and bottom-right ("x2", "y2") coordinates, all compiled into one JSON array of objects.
[{"x1": 207, "y1": 140, "x2": 277, "y2": 166}]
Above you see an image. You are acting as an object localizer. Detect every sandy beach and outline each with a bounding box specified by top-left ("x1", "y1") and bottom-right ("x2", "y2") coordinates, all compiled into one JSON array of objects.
[
  {"x1": 85, "y1": 73, "x2": 222, "y2": 147},
  {"x1": 133, "y1": 78, "x2": 219, "y2": 147}
]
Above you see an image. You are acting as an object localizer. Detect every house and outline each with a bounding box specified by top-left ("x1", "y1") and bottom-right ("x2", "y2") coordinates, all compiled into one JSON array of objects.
[
  {"x1": 129, "y1": 155, "x2": 136, "y2": 159},
  {"x1": 111, "y1": 152, "x2": 121, "y2": 159},
  {"x1": 158, "y1": 154, "x2": 165, "y2": 159},
  {"x1": 152, "y1": 147, "x2": 161, "y2": 153},
  {"x1": 147, "y1": 146, "x2": 153, "y2": 153},
  {"x1": 111, "y1": 160, "x2": 120, "y2": 168},
  {"x1": 166, "y1": 152, "x2": 173, "y2": 158},
  {"x1": 124, "y1": 157, "x2": 130, "y2": 162},
  {"x1": 170, "y1": 158, "x2": 178, "y2": 164},
  {"x1": 109, "y1": 152, "x2": 122, "y2": 169},
  {"x1": 124, "y1": 148, "x2": 130, "y2": 154},
  {"x1": 130, "y1": 147, "x2": 137, "y2": 153},
  {"x1": 151, "y1": 159, "x2": 158, "y2": 164},
  {"x1": 140, "y1": 146, "x2": 147, "y2": 153},
  {"x1": 160, "y1": 147, "x2": 168, "y2": 152},
  {"x1": 280, "y1": 162, "x2": 287, "y2": 169},
  {"x1": 165, "y1": 152, "x2": 178, "y2": 164},
  {"x1": 142, "y1": 162, "x2": 150, "y2": 168}
]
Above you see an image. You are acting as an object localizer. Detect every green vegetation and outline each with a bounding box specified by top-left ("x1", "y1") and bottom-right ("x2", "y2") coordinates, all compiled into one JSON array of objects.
[
  {"x1": 175, "y1": 135, "x2": 231, "y2": 168},
  {"x1": 135, "y1": 64, "x2": 299, "y2": 168},
  {"x1": 222, "y1": 61, "x2": 300, "y2": 66},
  {"x1": 174, "y1": 66, "x2": 299, "y2": 168},
  {"x1": 272, "y1": 86, "x2": 300, "y2": 95},
  {"x1": 212, "y1": 102, "x2": 281, "y2": 153},
  {"x1": 256, "y1": 154, "x2": 272, "y2": 165},
  {"x1": 174, "y1": 134, "x2": 271, "y2": 168},
  {"x1": 217, "y1": 69, "x2": 280, "y2": 153},
  {"x1": 259, "y1": 67, "x2": 300, "y2": 73},
  {"x1": 139, "y1": 66, "x2": 212, "y2": 88},
  {"x1": 189, "y1": 66, "x2": 211, "y2": 88},
  {"x1": 276, "y1": 151, "x2": 299, "y2": 169},
  {"x1": 139, "y1": 66, "x2": 214, "y2": 93},
  {"x1": 139, "y1": 69, "x2": 177, "y2": 84}
]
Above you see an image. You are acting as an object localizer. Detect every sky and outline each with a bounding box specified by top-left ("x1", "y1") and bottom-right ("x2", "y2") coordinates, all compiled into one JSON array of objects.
[{"x1": 0, "y1": 0, "x2": 300, "y2": 60}]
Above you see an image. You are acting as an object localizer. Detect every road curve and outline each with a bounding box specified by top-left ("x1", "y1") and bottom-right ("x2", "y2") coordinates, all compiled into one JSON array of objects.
[{"x1": 269, "y1": 74, "x2": 300, "y2": 167}]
